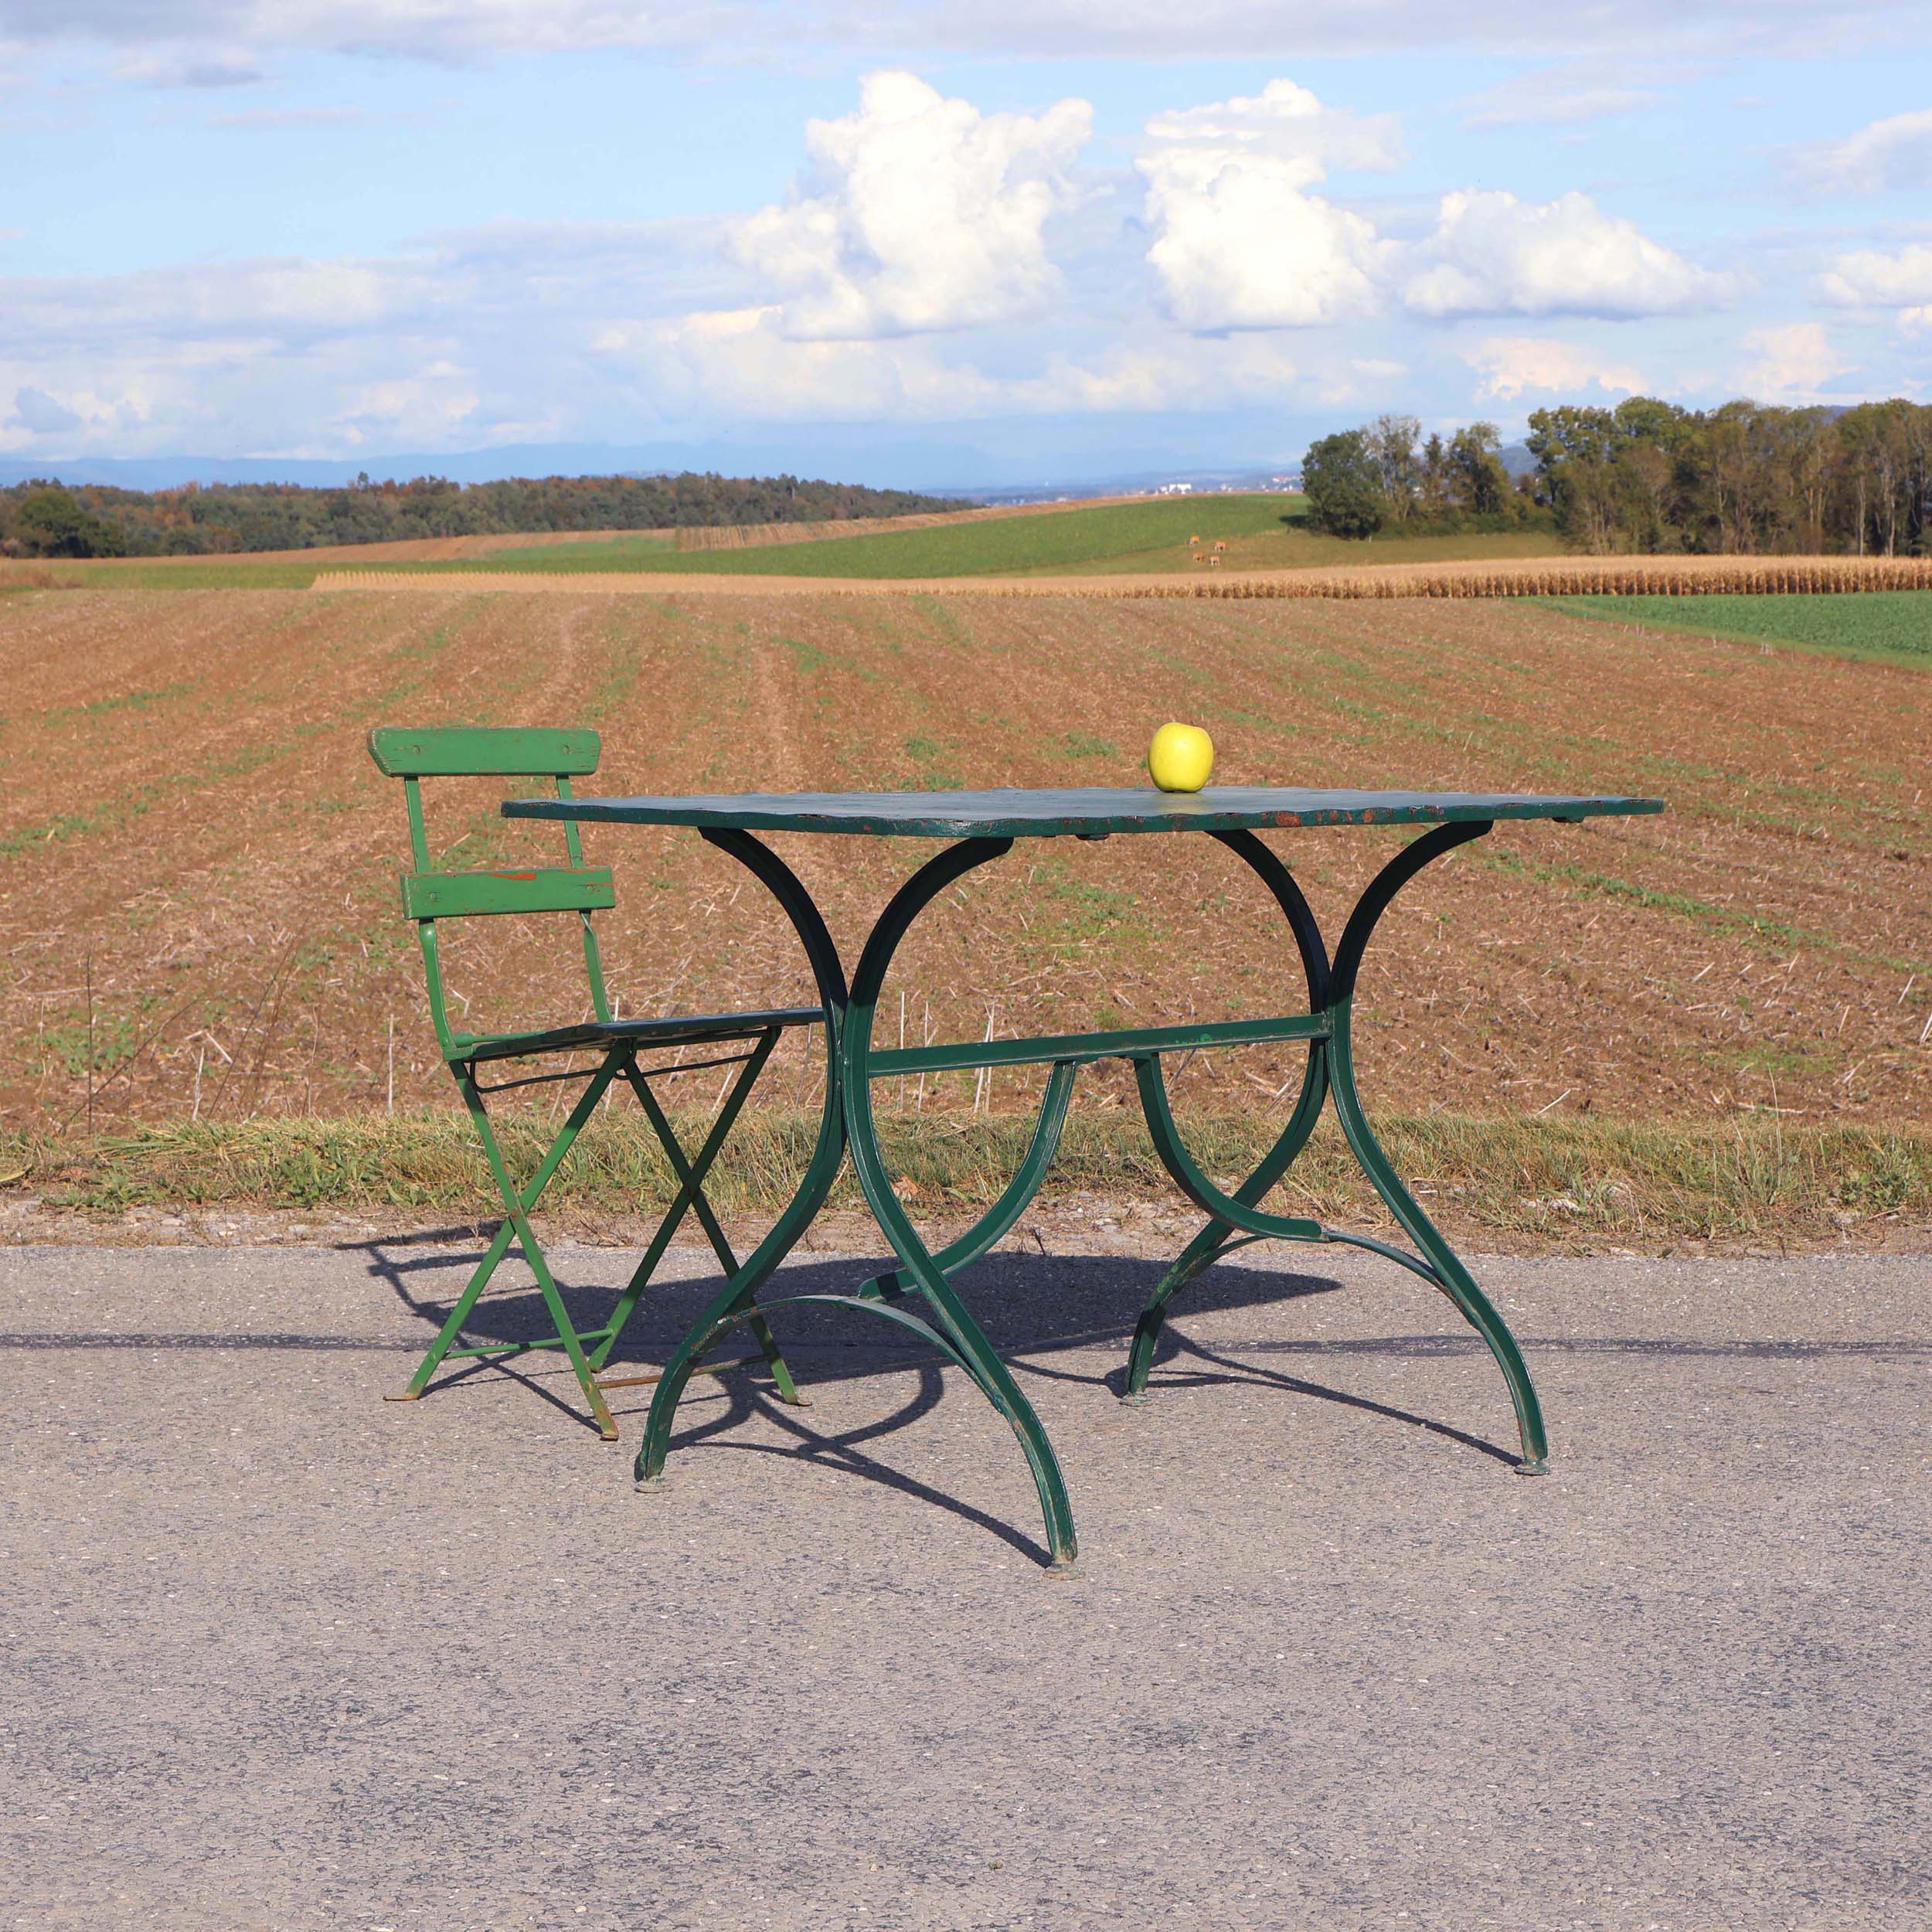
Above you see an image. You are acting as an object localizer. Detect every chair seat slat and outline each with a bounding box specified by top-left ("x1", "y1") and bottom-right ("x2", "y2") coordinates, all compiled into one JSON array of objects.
[
  {"x1": 454, "y1": 1006, "x2": 818, "y2": 1064},
  {"x1": 402, "y1": 866, "x2": 615, "y2": 920}
]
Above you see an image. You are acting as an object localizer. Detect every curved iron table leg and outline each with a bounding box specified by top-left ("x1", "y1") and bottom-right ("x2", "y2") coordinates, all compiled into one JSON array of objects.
[
  {"x1": 635, "y1": 831, "x2": 849, "y2": 1486},
  {"x1": 1122, "y1": 821, "x2": 1548, "y2": 1473},
  {"x1": 859, "y1": 1057, "x2": 1080, "y2": 1300},
  {"x1": 1124, "y1": 829, "x2": 1333, "y2": 1398},
  {"x1": 839, "y1": 837, "x2": 1082, "y2": 1568},
  {"x1": 1323, "y1": 822, "x2": 1549, "y2": 1472}
]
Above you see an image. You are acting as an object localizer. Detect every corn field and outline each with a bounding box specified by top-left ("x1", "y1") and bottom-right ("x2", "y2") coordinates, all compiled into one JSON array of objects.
[{"x1": 313, "y1": 553, "x2": 1932, "y2": 599}]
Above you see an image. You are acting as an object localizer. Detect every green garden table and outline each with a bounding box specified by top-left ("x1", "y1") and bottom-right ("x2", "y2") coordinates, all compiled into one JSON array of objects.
[{"x1": 505, "y1": 785, "x2": 1663, "y2": 1566}]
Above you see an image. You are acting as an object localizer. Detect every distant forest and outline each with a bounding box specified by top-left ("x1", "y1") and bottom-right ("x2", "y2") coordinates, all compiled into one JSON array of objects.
[
  {"x1": 1304, "y1": 399, "x2": 1932, "y2": 556},
  {"x1": 0, "y1": 471, "x2": 971, "y2": 559}
]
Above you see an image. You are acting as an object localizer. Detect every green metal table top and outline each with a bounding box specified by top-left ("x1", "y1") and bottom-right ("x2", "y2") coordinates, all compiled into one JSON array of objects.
[{"x1": 504, "y1": 784, "x2": 1664, "y2": 839}]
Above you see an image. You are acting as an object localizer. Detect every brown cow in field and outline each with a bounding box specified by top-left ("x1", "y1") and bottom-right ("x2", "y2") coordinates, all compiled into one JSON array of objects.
[{"x1": 1213, "y1": 539, "x2": 1226, "y2": 554}]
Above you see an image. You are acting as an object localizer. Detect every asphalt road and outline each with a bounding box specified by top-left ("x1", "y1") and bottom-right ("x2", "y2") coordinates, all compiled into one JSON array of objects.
[{"x1": 2, "y1": 1236, "x2": 1927, "y2": 1930}]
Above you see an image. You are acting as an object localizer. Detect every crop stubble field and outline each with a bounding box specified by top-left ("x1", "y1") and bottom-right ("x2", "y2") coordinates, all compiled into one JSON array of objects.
[{"x1": 2, "y1": 579, "x2": 1927, "y2": 1180}]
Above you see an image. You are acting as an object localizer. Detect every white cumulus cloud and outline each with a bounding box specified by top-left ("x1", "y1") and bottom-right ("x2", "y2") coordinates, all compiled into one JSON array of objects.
[
  {"x1": 1402, "y1": 189, "x2": 1732, "y2": 319},
  {"x1": 730, "y1": 70, "x2": 1090, "y2": 341},
  {"x1": 1462, "y1": 336, "x2": 1648, "y2": 400},
  {"x1": 1142, "y1": 77, "x2": 1404, "y2": 178},
  {"x1": 1815, "y1": 242, "x2": 1932, "y2": 310},
  {"x1": 10, "y1": 384, "x2": 82, "y2": 433},
  {"x1": 1736, "y1": 322, "x2": 1849, "y2": 400},
  {"x1": 604, "y1": 303, "x2": 1307, "y2": 423},
  {"x1": 1136, "y1": 78, "x2": 1399, "y2": 332},
  {"x1": 1788, "y1": 109, "x2": 1932, "y2": 196}
]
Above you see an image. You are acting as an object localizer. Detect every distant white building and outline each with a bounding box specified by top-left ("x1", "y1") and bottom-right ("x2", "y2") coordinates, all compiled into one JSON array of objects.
[{"x1": 1154, "y1": 481, "x2": 1194, "y2": 495}]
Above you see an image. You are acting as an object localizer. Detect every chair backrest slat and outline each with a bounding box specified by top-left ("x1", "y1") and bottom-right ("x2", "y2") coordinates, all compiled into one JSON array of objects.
[
  {"x1": 400, "y1": 866, "x2": 614, "y2": 921},
  {"x1": 369, "y1": 726, "x2": 600, "y2": 778},
  {"x1": 369, "y1": 723, "x2": 615, "y2": 1057}
]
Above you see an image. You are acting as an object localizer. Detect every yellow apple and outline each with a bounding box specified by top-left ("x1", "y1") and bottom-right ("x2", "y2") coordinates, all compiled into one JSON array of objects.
[{"x1": 1147, "y1": 722, "x2": 1215, "y2": 793}]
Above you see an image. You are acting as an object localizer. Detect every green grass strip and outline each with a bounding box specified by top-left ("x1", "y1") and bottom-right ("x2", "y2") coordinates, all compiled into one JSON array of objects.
[
  {"x1": 1539, "y1": 590, "x2": 1932, "y2": 668},
  {"x1": 15, "y1": 560, "x2": 325, "y2": 590},
  {"x1": 6, "y1": 1110, "x2": 1926, "y2": 1247}
]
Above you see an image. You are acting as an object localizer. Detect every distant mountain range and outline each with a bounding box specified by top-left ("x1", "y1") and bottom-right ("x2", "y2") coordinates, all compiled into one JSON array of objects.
[
  {"x1": 0, "y1": 442, "x2": 1309, "y2": 502},
  {"x1": 0, "y1": 440, "x2": 1536, "y2": 502}
]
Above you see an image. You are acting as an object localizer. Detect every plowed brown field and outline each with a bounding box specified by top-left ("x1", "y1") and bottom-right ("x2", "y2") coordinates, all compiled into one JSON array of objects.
[{"x1": 2, "y1": 583, "x2": 1927, "y2": 1134}]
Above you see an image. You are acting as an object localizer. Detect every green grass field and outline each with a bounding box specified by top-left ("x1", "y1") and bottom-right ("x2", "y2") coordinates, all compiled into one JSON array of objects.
[
  {"x1": 387, "y1": 495, "x2": 1311, "y2": 579},
  {"x1": 1542, "y1": 590, "x2": 1932, "y2": 668},
  {"x1": 5, "y1": 559, "x2": 326, "y2": 590}
]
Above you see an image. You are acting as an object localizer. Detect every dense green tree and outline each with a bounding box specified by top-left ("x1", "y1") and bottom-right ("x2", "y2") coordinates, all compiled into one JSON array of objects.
[
  {"x1": 1524, "y1": 406, "x2": 1622, "y2": 550},
  {"x1": 10, "y1": 485, "x2": 124, "y2": 557},
  {"x1": 1613, "y1": 440, "x2": 1677, "y2": 552},
  {"x1": 1447, "y1": 423, "x2": 1512, "y2": 518},
  {"x1": 1366, "y1": 413, "x2": 1422, "y2": 524},
  {"x1": 1419, "y1": 433, "x2": 1451, "y2": 516},
  {"x1": 1301, "y1": 430, "x2": 1386, "y2": 539}
]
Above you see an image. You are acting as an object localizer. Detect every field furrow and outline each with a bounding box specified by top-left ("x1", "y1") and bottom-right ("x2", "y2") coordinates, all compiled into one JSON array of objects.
[{"x1": 1, "y1": 585, "x2": 1926, "y2": 1134}]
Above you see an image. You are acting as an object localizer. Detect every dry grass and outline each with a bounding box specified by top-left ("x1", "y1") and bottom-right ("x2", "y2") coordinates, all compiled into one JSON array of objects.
[
  {"x1": 311, "y1": 553, "x2": 1932, "y2": 598},
  {"x1": 6, "y1": 1110, "x2": 1926, "y2": 1249}
]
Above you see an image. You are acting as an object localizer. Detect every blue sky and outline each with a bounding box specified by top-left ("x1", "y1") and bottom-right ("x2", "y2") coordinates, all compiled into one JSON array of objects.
[{"x1": 4, "y1": 2, "x2": 1931, "y2": 488}]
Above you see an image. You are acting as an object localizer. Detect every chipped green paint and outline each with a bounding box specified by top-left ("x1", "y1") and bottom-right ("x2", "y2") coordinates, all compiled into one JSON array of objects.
[{"x1": 507, "y1": 782, "x2": 1662, "y2": 842}]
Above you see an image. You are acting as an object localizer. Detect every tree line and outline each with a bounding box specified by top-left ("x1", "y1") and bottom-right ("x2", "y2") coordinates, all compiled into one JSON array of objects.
[
  {"x1": 0, "y1": 470, "x2": 971, "y2": 559},
  {"x1": 1301, "y1": 417, "x2": 1540, "y2": 539},
  {"x1": 1302, "y1": 399, "x2": 1932, "y2": 555}
]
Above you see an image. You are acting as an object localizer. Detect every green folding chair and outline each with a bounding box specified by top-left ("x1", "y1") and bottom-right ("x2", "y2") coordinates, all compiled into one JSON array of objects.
[{"x1": 369, "y1": 725, "x2": 816, "y2": 1439}]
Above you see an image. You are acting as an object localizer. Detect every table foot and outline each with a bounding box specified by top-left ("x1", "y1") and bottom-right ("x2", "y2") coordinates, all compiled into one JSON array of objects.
[{"x1": 1513, "y1": 1458, "x2": 1549, "y2": 1477}]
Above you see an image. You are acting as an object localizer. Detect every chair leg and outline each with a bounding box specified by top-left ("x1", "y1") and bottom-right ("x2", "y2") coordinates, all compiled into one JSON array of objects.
[
  {"x1": 392, "y1": 1056, "x2": 624, "y2": 1406},
  {"x1": 389, "y1": 1211, "x2": 520, "y2": 1401},
  {"x1": 614, "y1": 1039, "x2": 808, "y2": 1406},
  {"x1": 453, "y1": 1070, "x2": 619, "y2": 1440}
]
